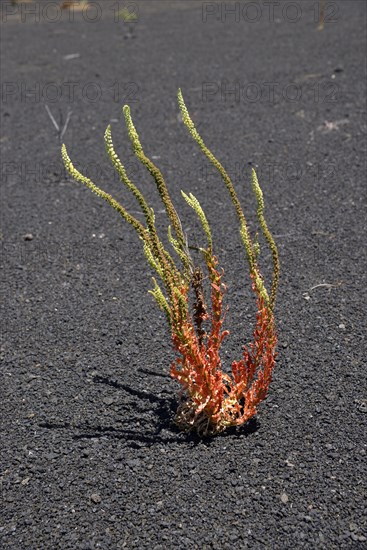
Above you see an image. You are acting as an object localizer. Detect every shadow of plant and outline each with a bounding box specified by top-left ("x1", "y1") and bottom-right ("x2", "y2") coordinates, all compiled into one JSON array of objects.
[{"x1": 38, "y1": 374, "x2": 260, "y2": 447}]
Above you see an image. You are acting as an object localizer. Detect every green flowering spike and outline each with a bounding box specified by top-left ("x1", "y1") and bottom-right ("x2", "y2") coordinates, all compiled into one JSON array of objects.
[
  {"x1": 252, "y1": 168, "x2": 265, "y2": 212},
  {"x1": 251, "y1": 168, "x2": 279, "y2": 309},
  {"x1": 105, "y1": 125, "x2": 183, "y2": 288},
  {"x1": 177, "y1": 90, "x2": 279, "y2": 306},
  {"x1": 253, "y1": 232, "x2": 261, "y2": 260},
  {"x1": 104, "y1": 125, "x2": 154, "y2": 227},
  {"x1": 143, "y1": 239, "x2": 164, "y2": 278},
  {"x1": 149, "y1": 278, "x2": 172, "y2": 325},
  {"x1": 181, "y1": 191, "x2": 212, "y2": 253},
  {"x1": 172, "y1": 285, "x2": 188, "y2": 322},
  {"x1": 62, "y1": 144, "x2": 147, "y2": 240},
  {"x1": 167, "y1": 225, "x2": 191, "y2": 276},
  {"x1": 122, "y1": 105, "x2": 143, "y2": 153},
  {"x1": 63, "y1": 142, "x2": 179, "y2": 302},
  {"x1": 254, "y1": 272, "x2": 269, "y2": 304},
  {"x1": 123, "y1": 106, "x2": 185, "y2": 243},
  {"x1": 177, "y1": 89, "x2": 256, "y2": 273}
]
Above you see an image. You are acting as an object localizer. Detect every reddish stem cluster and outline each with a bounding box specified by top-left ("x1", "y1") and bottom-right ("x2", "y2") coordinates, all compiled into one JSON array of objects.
[{"x1": 170, "y1": 257, "x2": 277, "y2": 436}]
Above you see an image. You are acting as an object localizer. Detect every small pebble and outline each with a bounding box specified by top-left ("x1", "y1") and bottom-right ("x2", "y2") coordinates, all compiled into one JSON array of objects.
[
  {"x1": 23, "y1": 233, "x2": 34, "y2": 241},
  {"x1": 280, "y1": 492, "x2": 289, "y2": 504},
  {"x1": 103, "y1": 397, "x2": 114, "y2": 406},
  {"x1": 90, "y1": 493, "x2": 101, "y2": 504}
]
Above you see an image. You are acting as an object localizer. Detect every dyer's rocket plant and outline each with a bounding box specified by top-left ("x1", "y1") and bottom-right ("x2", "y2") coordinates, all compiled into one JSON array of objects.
[{"x1": 62, "y1": 90, "x2": 280, "y2": 436}]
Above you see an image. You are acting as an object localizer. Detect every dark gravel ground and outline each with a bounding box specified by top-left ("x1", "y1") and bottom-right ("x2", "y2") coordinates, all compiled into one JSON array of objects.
[{"x1": 1, "y1": 0, "x2": 366, "y2": 548}]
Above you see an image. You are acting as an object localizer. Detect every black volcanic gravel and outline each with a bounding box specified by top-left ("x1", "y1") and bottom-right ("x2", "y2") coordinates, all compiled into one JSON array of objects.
[{"x1": 1, "y1": 1, "x2": 366, "y2": 548}]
